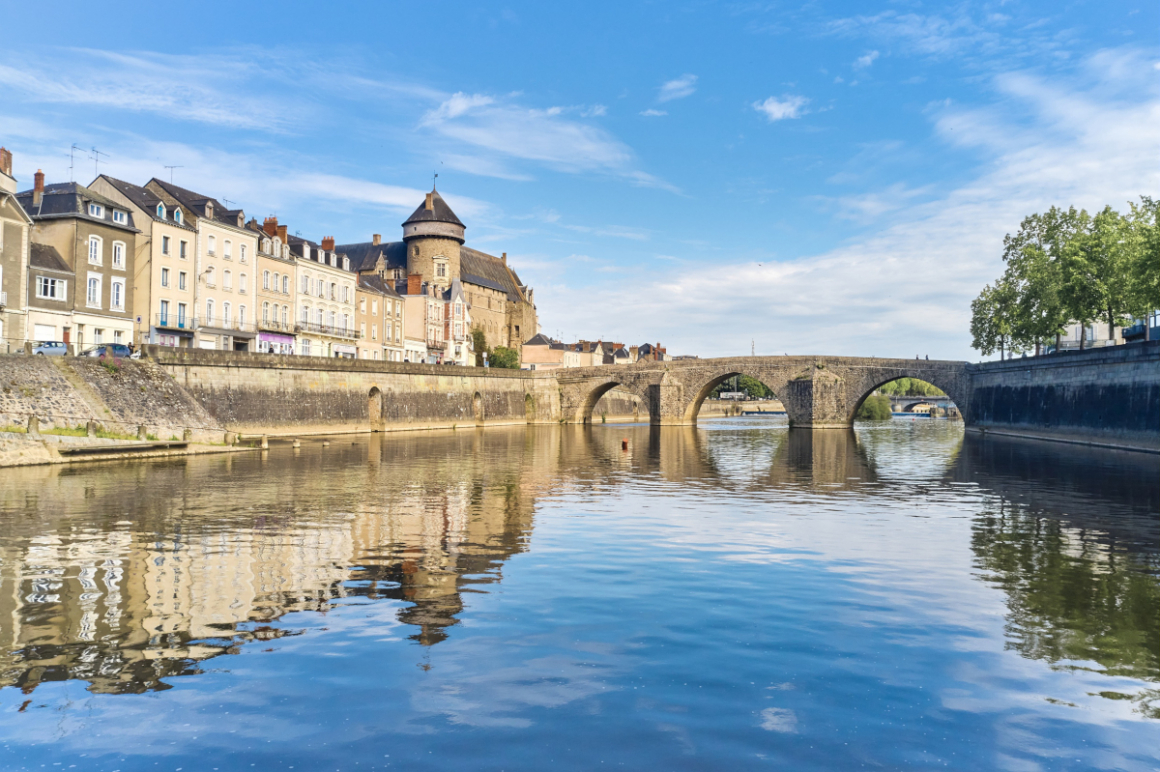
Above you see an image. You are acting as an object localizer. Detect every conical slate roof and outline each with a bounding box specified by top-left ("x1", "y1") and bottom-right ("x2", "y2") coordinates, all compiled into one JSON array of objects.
[{"x1": 402, "y1": 189, "x2": 464, "y2": 228}]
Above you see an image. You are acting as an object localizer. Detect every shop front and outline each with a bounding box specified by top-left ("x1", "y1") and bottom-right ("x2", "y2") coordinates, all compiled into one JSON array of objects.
[
  {"x1": 258, "y1": 331, "x2": 294, "y2": 355},
  {"x1": 333, "y1": 343, "x2": 357, "y2": 359}
]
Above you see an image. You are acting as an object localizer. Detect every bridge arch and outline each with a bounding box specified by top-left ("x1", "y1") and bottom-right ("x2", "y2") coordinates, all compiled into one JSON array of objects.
[
  {"x1": 847, "y1": 372, "x2": 967, "y2": 424},
  {"x1": 679, "y1": 367, "x2": 804, "y2": 425},
  {"x1": 572, "y1": 379, "x2": 651, "y2": 424}
]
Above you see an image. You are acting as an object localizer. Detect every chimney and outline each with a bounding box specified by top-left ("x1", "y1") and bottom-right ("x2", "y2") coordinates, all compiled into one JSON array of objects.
[
  {"x1": 33, "y1": 169, "x2": 44, "y2": 207},
  {"x1": 407, "y1": 273, "x2": 422, "y2": 295},
  {"x1": 263, "y1": 216, "x2": 278, "y2": 237},
  {"x1": 501, "y1": 252, "x2": 507, "y2": 265},
  {"x1": 424, "y1": 192, "x2": 434, "y2": 211},
  {"x1": 372, "y1": 233, "x2": 381, "y2": 246},
  {"x1": 277, "y1": 224, "x2": 288, "y2": 243},
  {"x1": 321, "y1": 236, "x2": 335, "y2": 251},
  {"x1": 630, "y1": 345, "x2": 639, "y2": 360},
  {"x1": 0, "y1": 148, "x2": 11, "y2": 177}
]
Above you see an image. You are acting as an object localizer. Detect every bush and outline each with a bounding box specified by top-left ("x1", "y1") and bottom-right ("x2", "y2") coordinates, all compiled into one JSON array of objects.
[
  {"x1": 856, "y1": 395, "x2": 893, "y2": 421},
  {"x1": 489, "y1": 346, "x2": 520, "y2": 369}
]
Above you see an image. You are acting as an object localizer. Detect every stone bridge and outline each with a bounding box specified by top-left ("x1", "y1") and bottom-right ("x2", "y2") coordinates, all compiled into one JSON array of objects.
[{"x1": 554, "y1": 356, "x2": 972, "y2": 428}]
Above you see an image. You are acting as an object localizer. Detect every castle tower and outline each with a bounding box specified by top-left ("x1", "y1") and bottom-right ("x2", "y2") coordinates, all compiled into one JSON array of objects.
[{"x1": 402, "y1": 188, "x2": 464, "y2": 291}]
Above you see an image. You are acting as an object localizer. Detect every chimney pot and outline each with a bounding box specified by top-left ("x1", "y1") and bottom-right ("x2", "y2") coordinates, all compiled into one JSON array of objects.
[
  {"x1": 372, "y1": 233, "x2": 381, "y2": 246},
  {"x1": 424, "y1": 192, "x2": 434, "y2": 211},
  {"x1": 263, "y1": 216, "x2": 278, "y2": 237},
  {"x1": 321, "y1": 236, "x2": 335, "y2": 251},
  {"x1": 277, "y1": 224, "x2": 288, "y2": 243},
  {"x1": 32, "y1": 169, "x2": 44, "y2": 206},
  {"x1": 501, "y1": 252, "x2": 507, "y2": 265}
]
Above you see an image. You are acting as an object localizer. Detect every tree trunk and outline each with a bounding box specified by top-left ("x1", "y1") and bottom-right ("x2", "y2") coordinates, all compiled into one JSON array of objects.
[
  {"x1": 1079, "y1": 326, "x2": 1085, "y2": 351},
  {"x1": 1108, "y1": 307, "x2": 1115, "y2": 344},
  {"x1": 1035, "y1": 339, "x2": 1041, "y2": 357},
  {"x1": 1055, "y1": 331, "x2": 1061, "y2": 353},
  {"x1": 1000, "y1": 336, "x2": 1005, "y2": 361}
]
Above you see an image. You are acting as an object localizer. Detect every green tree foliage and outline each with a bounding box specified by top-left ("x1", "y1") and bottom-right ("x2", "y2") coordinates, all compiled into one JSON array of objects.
[
  {"x1": 489, "y1": 346, "x2": 520, "y2": 369},
  {"x1": 971, "y1": 199, "x2": 1157, "y2": 356},
  {"x1": 471, "y1": 329, "x2": 488, "y2": 367},
  {"x1": 876, "y1": 377, "x2": 945, "y2": 397},
  {"x1": 856, "y1": 394, "x2": 892, "y2": 420},
  {"x1": 709, "y1": 375, "x2": 776, "y2": 399}
]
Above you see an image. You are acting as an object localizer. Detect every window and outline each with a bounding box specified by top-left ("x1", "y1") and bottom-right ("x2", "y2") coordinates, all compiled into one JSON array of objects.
[
  {"x1": 413, "y1": 246, "x2": 419, "y2": 257},
  {"x1": 342, "y1": 314, "x2": 349, "y2": 332},
  {"x1": 317, "y1": 279, "x2": 324, "y2": 298},
  {"x1": 239, "y1": 273, "x2": 247, "y2": 293},
  {"x1": 88, "y1": 235, "x2": 102, "y2": 264},
  {"x1": 156, "y1": 203, "x2": 166, "y2": 218},
  {"x1": 88, "y1": 203, "x2": 104, "y2": 218},
  {"x1": 111, "y1": 280, "x2": 124, "y2": 311},
  {"x1": 113, "y1": 210, "x2": 127, "y2": 225},
  {"x1": 87, "y1": 275, "x2": 101, "y2": 307},
  {"x1": 160, "y1": 299, "x2": 170, "y2": 322},
  {"x1": 240, "y1": 244, "x2": 247, "y2": 263},
  {"x1": 93, "y1": 328, "x2": 104, "y2": 344},
  {"x1": 174, "y1": 209, "x2": 183, "y2": 225},
  {"x1": 112, "y1": 241, "x2": 125, "y2": 269},
  {"x1": 224, "y1": 240, "x2": 232, "y2": 259},
  {"x1": 395, "y1": 301, "x2": 401, "y2": 316},
  {"x1": 178, "y1": 303, "x2": 187, "y2": 324},
  {"x1": 301, "y1": 339, "x2": 311, "y2": 356},
  {"x1": 238, "y1": 305, "x2": 246, "y2": 327},
  {"x1": 329, "y1": 282, "x2": 336, "y2": 300},
  {"x1": 343, "y1": 285, "x2": 350, "y2": 303},
  {"x1": 205, "y1": 266, "x2": 215, "y2": 287},
  {"x1": 360, "y1": 298, "x2": 366, "y2": 313},
  {"x1": 371, "y1": 324, "x2": 377, "y2": 340},
  {"x1": 206, "y1": 298, "x2": 215, "y2": 324},
  {"x1": 162, "y1": 235, "x2": 171, "y2": 255},
  {"x1": 179, "y1": 240, "x2": 187, "y2": 259},
  {"x1": 262, "y1": 302, "x2": 270, "y2": 322},
  {"x1": 263, "y1": 271, "x2": 270, "y2": 290},
  {"x1": 223, "y1": 270, "x2": 232, "y2": 290},
  {"x1": 282, "y1": 275, "x2": 288, "y2": 294},
  {"x1": 361, "y1": 322, "x2": 367, "y2": 338},
  {"x1": 371, "y1": 300, "x2": 377, "y2": 315},
  {"x1": 328, "y1": 311, "x2": 336, "y2": 329},
  {"x1": 178, "y1": 271, "x2": 187, "y2": 290},
  {"x1": 207, "y1": 235, "x2": 216, "y2": 255},
  {"x1": 317, "y1": 309, "x2": 324, "y2": 326},
  {"x1": 223, "y1": 302, "x2": 232, "y2": 325},
  {"x1": 161, "y1": 267, "x2": 170, "y2": 287},
  {"x1": 114, "y1": 330, "x2": 124, "y2": 344},
  {"x1": 35, "y1": 276, "x2": 66, "y2": 300},
  {"x1": 301, "y1": 275, "x2": 309, "y2": 293},
  {"x1": 343, "y1": 257, "x2": 350, "y2": 271},
  {"x1": 282, "y1": 306, "x2": 288, "y2": 325},
  {"x1": 301, "y1": 307, "x2": 309, "y2": 324}
]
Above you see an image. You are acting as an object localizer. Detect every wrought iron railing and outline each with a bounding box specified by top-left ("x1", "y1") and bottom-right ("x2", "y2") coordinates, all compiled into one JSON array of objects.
[{"x1": 295, "y1": 321, "x2": 360, "y2": 340}]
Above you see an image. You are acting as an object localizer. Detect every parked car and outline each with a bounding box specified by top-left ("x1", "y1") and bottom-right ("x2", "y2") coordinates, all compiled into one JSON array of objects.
[
  {"x1": 81, "y1": 344, "x2": 135, "y2": 359},
  {"x1": 31, "y1": 341, "x2": 69, "y2": 356}
]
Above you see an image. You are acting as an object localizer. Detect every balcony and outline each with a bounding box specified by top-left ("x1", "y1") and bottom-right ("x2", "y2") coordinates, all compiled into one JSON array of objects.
[
  {"x1": 199, "y1": 316, "x2": 258, "y2": 334},
  {"x1": 155, "y1": 313, "x2": 195, "y2": 331},
  {"x1": 295, "y1": 321, "x2": 361, "y2": 340},
  {"x1": 259, "y1": 318, "x2": 295, "y2": 333}
]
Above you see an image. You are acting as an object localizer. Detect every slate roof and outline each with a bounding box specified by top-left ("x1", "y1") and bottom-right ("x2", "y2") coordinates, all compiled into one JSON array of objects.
[
  {"x1": 16, "y1": 182, "x2": 138, "y2": 232},
  {"x1": 148, "y1": 179, "x2": 246, "y2": 230},
  {"x1": 525, "y1": 333, "x2": 566, "y2": 350},
  {"x1": 403, "y1": 189, "x2": 464, "y2": 227},
  {"x1": 336, "y1": 240, "x2": 407, "y2": 274},
  {"x1": 462, "y1": 247, "x2": 525, "y2": 302},
  {"x1": 97, "y1": 175, "x2": 196, "y2": 231},
  {"x1": 358, "y1": 273, "x2": 401, "y2": 299},
  {"x1": 29, "y1": 243, "x2": 70, "y2": 273}
]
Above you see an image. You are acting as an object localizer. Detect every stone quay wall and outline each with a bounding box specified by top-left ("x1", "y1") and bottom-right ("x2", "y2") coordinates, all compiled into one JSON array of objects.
[{"x1": 966, "y1": 341, "x2": 1160, "y2": 452}]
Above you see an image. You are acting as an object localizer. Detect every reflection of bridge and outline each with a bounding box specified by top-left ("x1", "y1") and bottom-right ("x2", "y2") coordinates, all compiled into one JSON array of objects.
[
  {"x1": 886, "y1": 395, "x2": 956, "y2": 413},
  {"x1": 554, "y1": 356, "x2": 970, "y2": 428}
]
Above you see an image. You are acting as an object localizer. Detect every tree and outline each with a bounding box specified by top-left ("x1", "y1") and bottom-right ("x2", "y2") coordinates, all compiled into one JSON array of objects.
[
  {"x1": 471, "y1": 329, "x2": 488, "y2": 367},
  {"x1": 877, "y1": 378, "x2": 945, "y2": 397},
  {"x1": 489, "y1": 346, "x2": 520, "y2": 369},
  {"x1": 1124, "y1": 196, "x2": 1160, "y2": 341},
  {"x1": 970, "y1": 278, "x2": 1021, "y2": 358},
  {"x1": 1061, "y1": 208, "x2": 1131, "y2": 348},
  {"x1": 1001, "y1": 207, "x2": 1080, "y2": 353},
  {"x1": 856, "y1": 395, "x2": 892, "y2": 420}
]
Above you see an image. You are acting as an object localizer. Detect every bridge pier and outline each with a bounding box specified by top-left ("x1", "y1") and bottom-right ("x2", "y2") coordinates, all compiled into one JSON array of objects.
[{"x1": 780, "y1": 366, "x2": 851, "y2": 429}]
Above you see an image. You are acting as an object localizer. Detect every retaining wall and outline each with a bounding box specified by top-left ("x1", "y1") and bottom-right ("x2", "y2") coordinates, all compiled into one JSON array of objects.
[{"x1": 966, "y1": 341, "x2": 1160, "y2": 452}]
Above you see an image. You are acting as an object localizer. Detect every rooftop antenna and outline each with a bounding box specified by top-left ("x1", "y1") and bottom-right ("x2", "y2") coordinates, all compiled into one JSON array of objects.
[
  {"x1": 69, "y1": 144, "x2": 85, "y2": 182},
  {"x1": 90, "y1": 147, "x2": 108, "y2": 178},
  {"x1": 164, "y1": 165, "x2": 183, "y2": 183},
  {"x1": 433, "y1": 171, "x2": 438, "y2": 189},
  {"x1": 221, "y1": 197, "x2": 236, "y2": 207}
]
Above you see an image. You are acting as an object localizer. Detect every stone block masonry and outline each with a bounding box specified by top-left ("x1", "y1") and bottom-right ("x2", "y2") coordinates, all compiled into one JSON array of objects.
[{"x1": 967, "y1": 341, "x2": 1160, "y2": 452}]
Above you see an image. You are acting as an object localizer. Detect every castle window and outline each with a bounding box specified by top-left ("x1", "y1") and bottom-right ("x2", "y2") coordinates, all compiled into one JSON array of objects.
[{"x1": 413, "y1": 246, "x2": 419, "y2": 257}]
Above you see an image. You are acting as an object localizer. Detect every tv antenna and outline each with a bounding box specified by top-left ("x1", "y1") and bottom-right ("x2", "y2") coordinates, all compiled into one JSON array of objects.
[
  {"x1": 90, "y1": 147, "x2": 108, "y2": 177},
  {"x1": 433, "y1": 171, "x2": 438, "y2": 189},
  {"x1": 69, "y1": 144, "x2": 85, "y2": 182},
  {"x1": 163, "y1": 165, "x2": 183, "y2": 183}
]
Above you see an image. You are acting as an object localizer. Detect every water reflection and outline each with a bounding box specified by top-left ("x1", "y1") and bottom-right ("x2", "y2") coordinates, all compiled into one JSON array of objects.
[{"x1": 0, "y1": 420, "x2": 1156, "y2": 728}]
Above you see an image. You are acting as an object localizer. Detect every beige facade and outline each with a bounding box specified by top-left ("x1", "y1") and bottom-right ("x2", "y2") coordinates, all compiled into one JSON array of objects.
[
  {"x1": 90, "y1": 175, "x2": 198, "y2": 347},
  {"x1": 250, "y1": 219, "x2": 297, "y2": 354},
  {"x1": 291, "y1": 237, "x2": 359, "y2": 358},
  {"x1": 0, "y1": 148, "x2": 30, "y2": 351}
]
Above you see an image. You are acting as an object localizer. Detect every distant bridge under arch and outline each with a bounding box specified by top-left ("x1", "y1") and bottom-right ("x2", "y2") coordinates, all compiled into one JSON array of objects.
[{"x1": 553, "y1": 356, "x2": 971, "y2": 428}]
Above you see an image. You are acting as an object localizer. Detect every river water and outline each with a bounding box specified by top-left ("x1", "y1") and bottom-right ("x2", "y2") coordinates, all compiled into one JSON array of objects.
[{"x1": 0, "y1": 418, "x2": 1156, "y2": 771}]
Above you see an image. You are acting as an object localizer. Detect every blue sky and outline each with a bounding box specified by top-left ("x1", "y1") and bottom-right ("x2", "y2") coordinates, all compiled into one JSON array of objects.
[{"x1": 1, "y1": 1, "x2": 1156, "y2": 359}]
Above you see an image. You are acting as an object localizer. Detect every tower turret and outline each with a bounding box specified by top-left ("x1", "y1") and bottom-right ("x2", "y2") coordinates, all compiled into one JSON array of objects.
[{"x1": 402, "y1": 189, "x2": 464, "y2": 291}]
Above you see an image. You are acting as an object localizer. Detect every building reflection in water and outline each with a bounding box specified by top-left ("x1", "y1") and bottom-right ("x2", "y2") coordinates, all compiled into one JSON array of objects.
[{"x1": 0, "y1": 421, "x2": 1155, "y2": 715}]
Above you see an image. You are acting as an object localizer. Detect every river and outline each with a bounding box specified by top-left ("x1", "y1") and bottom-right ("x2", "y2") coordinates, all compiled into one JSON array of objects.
[{"x1": 0, "y1": 418, "x2": 1156, "y2": 771}]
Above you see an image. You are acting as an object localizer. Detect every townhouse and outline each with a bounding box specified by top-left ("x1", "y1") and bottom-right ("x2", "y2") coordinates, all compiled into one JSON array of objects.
[
  {"x1": 90, "y1": 175, "x2": 198, "y2": 347},
  {"x1": 288, "y1": 236, "x2": 358, "y2": 358},
  {"x1": 145, "y1": 180, "x2": 258, "y2": 351},
  {"x1": 0, "y1": 148, "x2": 31, "y2": 351},
  {"x1": 249, "y1": 217, "x2": 297, "y2": 354},
  {"x1": 16, "y1": 174, "x2": 139, "y2": 350}
]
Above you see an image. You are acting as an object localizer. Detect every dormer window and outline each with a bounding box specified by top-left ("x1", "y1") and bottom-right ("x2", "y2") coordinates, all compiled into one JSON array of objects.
[
  {"x1": 343, "y1": 257, "x2": 350, "y2": 271},
  {"x1": 262, "y1": 239, "x2": 270, "y2": 253},
  {"x1": 204, "y1": 201, "x2": 214, "y2": 218},
  {"x1": 112, "y1": 210, "x2": 127, "y2": 225},
  {"x1": 174, "y1": 208, "x2": 183, "y2": 225},
  {"x1": 157, "y1": 203, "x2": 166, "y2": 218},
  {"x1": 88, "y1": 203, "x2": 105, "y2": 218}
]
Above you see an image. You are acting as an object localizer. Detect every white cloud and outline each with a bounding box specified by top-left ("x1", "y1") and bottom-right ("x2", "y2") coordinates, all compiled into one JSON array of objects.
[
  {"x1": 760, "y1": 708, "x2": 799, "y2": 733},
  {"x1": 657, "y1": 74, "x2": 698, "y2": 102},
  {"x1": 539, "y1": 47, "x2": 1159, "y2": 361},
  {"x1": 753, "y1": 95, "x2": 809, "y2": 122},
  {"x1": 640, "y1": 109, "x2": 668, "y2": 117},
  {"x1": 854, "y1": 50, "x2": 880, "y2": 69}
]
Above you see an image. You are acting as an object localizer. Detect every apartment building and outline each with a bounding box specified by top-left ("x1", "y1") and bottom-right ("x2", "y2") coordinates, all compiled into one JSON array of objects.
[
  {"x1": 289, "y1": 236, "x2": 358, "y2": 358},
  {"x1": 145, "y1": 180, "x2": 258, "y2": 351},
  {"x1": 91, "y1": 175, "x2": 198, "y2": 347},
  {"x1": 17, "y1": 174, "x2": 139, "y2": 350},
  {"x1": 0, "y1": 148, "x2": 31, "y2": 351},
  {"x1": 249, "y1": 217, "x2": 297, "y2": 354}
]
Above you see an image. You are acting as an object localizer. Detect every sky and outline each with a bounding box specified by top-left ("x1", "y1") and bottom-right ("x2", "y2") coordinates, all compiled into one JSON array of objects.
[{"x1": 1, "y1": 1, "x2": 1156, "y2": 360}]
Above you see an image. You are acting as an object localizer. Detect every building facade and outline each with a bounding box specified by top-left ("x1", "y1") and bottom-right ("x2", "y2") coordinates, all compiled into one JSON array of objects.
[
  {"x1": 17, "y1": 175, "x2": 139, "y2": 350},
  {"x1": 289, "y1": 236, "x2": 358, "y2": 358},
  {"x1": 250, "y1": 218, "x2": 297, "y2": 354},
  {"x1": 0, "y1": 148, "x2": 30, "y2": 351}
]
